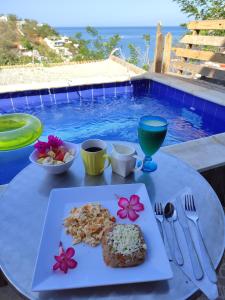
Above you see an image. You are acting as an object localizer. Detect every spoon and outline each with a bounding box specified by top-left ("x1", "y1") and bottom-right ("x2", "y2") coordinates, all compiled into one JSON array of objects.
[{"x1": 164, "y1": 202, "x2": 184, "y2": 266}]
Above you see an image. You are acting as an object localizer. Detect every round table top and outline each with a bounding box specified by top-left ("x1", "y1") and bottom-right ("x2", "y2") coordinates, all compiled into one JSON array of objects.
[{"x1": 0, "y1": 142, "x2": 224, "y2": 300}]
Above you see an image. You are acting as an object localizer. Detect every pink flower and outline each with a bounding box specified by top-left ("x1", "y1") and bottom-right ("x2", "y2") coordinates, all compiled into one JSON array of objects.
[
  {"x1": 53, "y1": 242, "x2": 77, "y2": 274},
  {"x1": 34, "y1": 140, "x2": 49, "y2": 154},
  {"x1": 48, "y1": 135, "x2": 63, "y2": 149},
  {"x1": 117, "y1": 194, "x2": 144, "y2": 221}
]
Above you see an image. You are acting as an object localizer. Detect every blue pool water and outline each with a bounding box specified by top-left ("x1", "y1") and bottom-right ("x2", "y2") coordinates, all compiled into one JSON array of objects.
[
  {"x1": 1, "y1": 79, "x2": 225, "y2": 184},
  {"x1": 20, "y1": 95, "x2": 218, "y2": 145}
]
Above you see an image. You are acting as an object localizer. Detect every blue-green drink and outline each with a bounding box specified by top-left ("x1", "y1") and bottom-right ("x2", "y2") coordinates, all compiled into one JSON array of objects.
[{"x1": 138, "y1": 116, "x2": 168, "y2": 172}]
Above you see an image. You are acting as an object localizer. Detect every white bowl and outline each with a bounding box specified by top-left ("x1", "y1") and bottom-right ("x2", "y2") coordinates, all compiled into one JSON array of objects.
[{"x1": 29, "y1": 142, "x2": 78, "y2": 174}]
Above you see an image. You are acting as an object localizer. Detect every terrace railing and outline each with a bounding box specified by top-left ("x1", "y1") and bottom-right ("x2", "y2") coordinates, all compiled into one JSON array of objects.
[{"x1": 153, "y1": 20, "x2": 225, "y2": 84}]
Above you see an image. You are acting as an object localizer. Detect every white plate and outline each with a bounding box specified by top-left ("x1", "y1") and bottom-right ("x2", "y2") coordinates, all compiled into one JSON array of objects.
[{"x1": 32, "y1": 183, "x2": 173, "y2": 291}]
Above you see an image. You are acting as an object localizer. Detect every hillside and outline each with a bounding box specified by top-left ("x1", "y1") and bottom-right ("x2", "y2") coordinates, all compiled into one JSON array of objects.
[
  {"x1": 0, "y1": 15, "x2": 125, "y2": 67},
  {"x1": 0, "y1": 14, "x2": 75, "y2": 65}
]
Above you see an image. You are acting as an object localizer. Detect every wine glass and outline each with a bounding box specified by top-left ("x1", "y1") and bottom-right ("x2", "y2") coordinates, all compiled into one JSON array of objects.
[{"x1": 138, "y1": 115, "x2": 168, "y2": 172}]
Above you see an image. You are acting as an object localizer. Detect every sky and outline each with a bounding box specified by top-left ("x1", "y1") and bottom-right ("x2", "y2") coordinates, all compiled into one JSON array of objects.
[{"x1": 0, "y1": 0, "x2": 188, "y2": 27}]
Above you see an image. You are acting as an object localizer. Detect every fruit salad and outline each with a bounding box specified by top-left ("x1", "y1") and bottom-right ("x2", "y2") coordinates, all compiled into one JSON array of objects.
[{"x1": 34, "y1": 135, "x2": 75, "y2": 165}]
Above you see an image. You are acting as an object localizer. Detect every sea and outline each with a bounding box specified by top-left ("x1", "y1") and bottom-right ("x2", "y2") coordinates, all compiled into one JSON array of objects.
[{"x1": 55, "y1": 26, "x2": 186, "y2": 62}]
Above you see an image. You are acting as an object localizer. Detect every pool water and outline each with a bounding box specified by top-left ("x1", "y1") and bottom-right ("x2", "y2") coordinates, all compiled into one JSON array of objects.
[
  {"x1": 21, "y1": 95, "x2": 221, "y2": 145},
  {"x1": 1, "y1": 79, "x2": 225, "y2": 184}
]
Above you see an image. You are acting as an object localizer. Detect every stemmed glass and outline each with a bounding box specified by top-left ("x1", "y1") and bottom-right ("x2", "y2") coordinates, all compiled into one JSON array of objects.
[{"x1": 138, "y1": 115, "x2": 168, "y2": 172}]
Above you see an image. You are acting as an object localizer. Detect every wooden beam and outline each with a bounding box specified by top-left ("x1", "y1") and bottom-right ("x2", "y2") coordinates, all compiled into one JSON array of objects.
[
  {"x1": 172, "y1": 47, "x2": 225, "y2": 63},
  {"x1": 153, "y1": 33, "x2": 164, "y2": 73},
  {"x1": 180, "y1": 35, "x2": 225, "y2": 47},
  {"x1": 162, "y1": 32, "x2": 172, "y2": 73},
  {"x1": 156, "y1": 22, "x2": 162, "y2": 36},
  {"x1": 187, "y1": 19, "x2": 225, "y2": 30},
  {"x1": 171, "y1": 61, "x2": 225, "y2": 81}
]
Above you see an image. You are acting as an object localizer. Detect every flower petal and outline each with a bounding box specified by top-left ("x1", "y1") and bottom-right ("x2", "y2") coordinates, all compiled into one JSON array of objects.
[
  {"x1": 128, "y1": 209, "x2": 139, "y2": 221},
  {"x1": 132, "y1": 203, "x2": 144, "y2": 212},
  {"x1": 65, "y1": 247, "x2": 75, "y2": 259},
  {"x1": 129, "y1": 194, "x2": 140, "y2": 206},
  {"x1": 67, "y1": 259, "x2": 77, "y2": 269},
  {"x1": 48, "y1": 135, "x2": 63, "y2": 149},
  {"x1": 53, "y1": 262, "x2": 60, "y2": 270},
  {"x1": 117, "y1": 208, "x2": 128, "y2": 219},
  {"x1": 118, "y1": 197, "x2": 129, "y2": 208},
  {"x1": 60, "y1": 262, "x2": 68, "y2": 273},
  {"x1": 54, "y1": 255, "x2": 62, "y2": 263}
]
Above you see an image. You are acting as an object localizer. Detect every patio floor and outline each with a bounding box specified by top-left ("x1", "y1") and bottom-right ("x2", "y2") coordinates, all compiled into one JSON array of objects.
[{"x1": 0, "y1": 56, "x2": 145, "y2": 94}]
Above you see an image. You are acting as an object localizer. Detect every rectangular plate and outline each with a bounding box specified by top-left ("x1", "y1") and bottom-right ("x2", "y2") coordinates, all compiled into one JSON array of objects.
[{"x1": 32, "y1": 183, "x2": 173, "y2": 291}]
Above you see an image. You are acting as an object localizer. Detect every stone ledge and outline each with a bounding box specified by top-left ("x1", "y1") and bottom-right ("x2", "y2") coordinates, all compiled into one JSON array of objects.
[{"x1": 162, "y1": 132, "x2": 225, "y2": 173}]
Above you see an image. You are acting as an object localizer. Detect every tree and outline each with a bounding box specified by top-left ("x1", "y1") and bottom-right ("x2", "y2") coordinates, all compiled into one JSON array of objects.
[
  {"x1": 20, "y1": 37, "x2": 33, "y2": 50},
  {"x1": 36, "y1": 24, "x2": 59, "y2": 38},
  {"x1": 71, "y1": 27, "x2": 121, "y2": 61},
  {"x1": 173, "y1": 0, "x2": 225, "y2": 20},
  {"x1": 127, "y1": 44, "x2": 139, "y2": 66}
]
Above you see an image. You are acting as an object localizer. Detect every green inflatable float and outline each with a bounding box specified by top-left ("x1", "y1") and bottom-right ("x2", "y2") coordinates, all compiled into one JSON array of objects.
[{"x1": 0, "y1": 113, "x2": 42, "y2": 151}]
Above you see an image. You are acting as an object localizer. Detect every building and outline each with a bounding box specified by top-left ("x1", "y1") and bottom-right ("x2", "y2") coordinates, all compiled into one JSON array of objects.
[{"x1": 0, "y1": 15, "x2": 8, "y2": 22}]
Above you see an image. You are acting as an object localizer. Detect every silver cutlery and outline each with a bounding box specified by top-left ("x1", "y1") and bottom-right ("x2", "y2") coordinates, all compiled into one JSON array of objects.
[
  {"x1": 154, "y1": 202, "x2": 173, "y2": 261},
  {"x1": 185, "y1": 194, "x2": 217, "y2": 283},
  {"x1": 176, "y1": 196, "x2": 204, "y2": 280},
  {"x1": 164, "y1": 202, "x2": 184, "y2": 266}
]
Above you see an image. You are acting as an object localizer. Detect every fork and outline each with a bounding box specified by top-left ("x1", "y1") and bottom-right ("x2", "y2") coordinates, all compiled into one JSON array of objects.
[
  {"x1": 154, "y1": 202, "x2": 172, "y2": 261},
  {"x1": 185, "y1": 194, "x2": 217, "y2": 283}
]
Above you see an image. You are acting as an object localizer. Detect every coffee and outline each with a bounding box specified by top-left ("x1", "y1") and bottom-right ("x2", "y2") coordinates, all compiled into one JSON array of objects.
[{"x1": 85, "y1": 147, "x2": 102, "y2": 152}]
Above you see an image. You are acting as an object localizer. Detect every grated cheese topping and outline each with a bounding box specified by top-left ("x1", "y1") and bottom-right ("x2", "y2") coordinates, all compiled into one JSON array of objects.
[{"x1": 108, "y1": 224, "x2": 147, "y2": 255}]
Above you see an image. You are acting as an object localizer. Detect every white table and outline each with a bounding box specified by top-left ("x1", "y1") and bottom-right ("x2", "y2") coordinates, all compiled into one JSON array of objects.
[{"x1": 0, "y1": 142, "x2": 224, "y2": 300}]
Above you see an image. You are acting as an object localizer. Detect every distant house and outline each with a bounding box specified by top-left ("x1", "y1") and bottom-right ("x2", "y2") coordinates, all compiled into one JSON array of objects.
[
  {"x1": 54, "y1": 40, "x2": 65, "y2": 47},
  {"x1": 17, "y1": 20, "x2": 26, "y2": 26},
  {"x1": 0, "y1": 15, "x2": 8, "y2": 22},
  {"x1": 61, "y1": 36, "x2": 72, "y2": 44}
]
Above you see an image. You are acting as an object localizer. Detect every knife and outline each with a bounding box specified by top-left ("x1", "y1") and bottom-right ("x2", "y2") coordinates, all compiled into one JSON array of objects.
[{"x1": 176, "y1": 198, "x2": 204, "y2": 281}]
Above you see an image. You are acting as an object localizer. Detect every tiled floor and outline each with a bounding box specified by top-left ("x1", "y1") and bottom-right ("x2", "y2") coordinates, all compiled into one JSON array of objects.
[{"x1": 0, "y1": 284, "x2": 24, "y2": 300}]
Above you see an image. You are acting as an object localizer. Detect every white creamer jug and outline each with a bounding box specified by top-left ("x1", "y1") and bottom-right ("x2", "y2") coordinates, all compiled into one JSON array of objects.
[{"x1": 111, "y1": 143, "x2": 143, "y2": 177}]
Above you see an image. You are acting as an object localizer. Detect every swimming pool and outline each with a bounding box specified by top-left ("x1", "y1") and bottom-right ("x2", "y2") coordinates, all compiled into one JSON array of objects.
[{"x1": 1, "y1": 79, "x2": 225, "y2": 184}]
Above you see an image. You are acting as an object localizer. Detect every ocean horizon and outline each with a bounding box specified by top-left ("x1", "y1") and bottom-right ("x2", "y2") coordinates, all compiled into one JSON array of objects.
[{"x1": 55, "y1": 26, "x2": 186, "y2": 61}]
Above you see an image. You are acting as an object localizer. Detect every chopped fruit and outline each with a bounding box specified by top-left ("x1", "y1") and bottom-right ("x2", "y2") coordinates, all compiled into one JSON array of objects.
[
  {"x1": 55, "y1": 150, "x2": 65, "y2": 161},
  {"x1": 47, "y1": 150, "x2": 56, "y2": 158},
  {"x1": 38, "y1": 152, "x2": 47, "y2": 159},
  {"x1": 34, "y1": 135, "x2": 75, "y2": 165}
]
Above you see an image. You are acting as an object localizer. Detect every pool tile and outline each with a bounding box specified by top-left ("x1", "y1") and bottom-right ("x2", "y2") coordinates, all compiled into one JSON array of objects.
[
  {"x1": 150, "y1": 81, "x2": 160, "y2": 97},
  {"x1": 183, "y1": 93, "x2": 195, "y2": 108},
  {"x1": 125, "y1": 82, "x2": 133, "y2": 95},
  {"x1": 51, "y1": 88, "x2": 69, "y2": 105},
  {"x1": 40, "y1": 89, "x2": 53, "y2": 106},
  {"x1": 67, "y1": 86, "x2": 81, "y2": 102},
  {"x1": 93, "y1": 84, "x2": 104, "y2": 98},
  {"x1": 192, "y1": 96, "x2": 206, "y2": 115},
  {"x1": 214, "y1": 103, "x2": 225, "y2": 122},
  {"x1": 115, "y1": 82, "x2": 126, "y2": 96},
  {"x1": 79, "y1": 85, "x2": 92, "y2": 99},
  {"x1": 0, "y1": 96, "x2": 14, "y2": 113},
  {"x1": 204, "y1": 100, "x2": 218, "y2": 118},
  {"x1": 174, "y1": 89, "x2": 185, "y2": 103},
  {"x1": 12, "y1": 96, "x2": 27, "y2": 110},
  {"x1": 104, "y1": 82, "x2": 116, "y2": 97},
  {"x1": 133, "y1": 79, "x2": 149, "y2": 97},
  {"x1": 25, "y1": 90, "x2": 42, "y2": 107}
]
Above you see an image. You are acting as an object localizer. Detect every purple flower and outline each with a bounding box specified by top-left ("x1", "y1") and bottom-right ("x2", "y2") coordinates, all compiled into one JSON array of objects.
[
  {"x1": 53, "y1": 242, "x2": 77, "y2": 274},
  {"x1": 34, "y1": 140, "x2": 49, "y2": 154},
  {"x1": 117, "y1": 194, "x2": 144, "y2": 221},
  {"x1": 48, "y1": 135, "x2": 63, "y2": 149}
]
